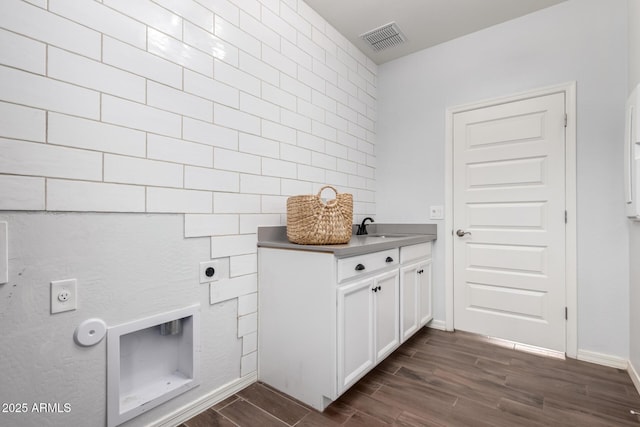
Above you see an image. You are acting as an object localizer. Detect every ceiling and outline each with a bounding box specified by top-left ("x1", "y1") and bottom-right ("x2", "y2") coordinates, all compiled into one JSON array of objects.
[{"x1": 303, "y1": 0, "x2": 567, "y2": 65}]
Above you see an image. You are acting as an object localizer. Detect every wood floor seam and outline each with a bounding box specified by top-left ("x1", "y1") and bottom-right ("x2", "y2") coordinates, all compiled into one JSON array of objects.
[{"x1": 183, "y1": 328, "x2": 640, "y2": 427}]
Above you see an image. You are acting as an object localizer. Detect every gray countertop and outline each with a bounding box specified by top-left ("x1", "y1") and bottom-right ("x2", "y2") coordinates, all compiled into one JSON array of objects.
[{"x1": 257, "y1": 224, "x2": 437, "y2": 258}]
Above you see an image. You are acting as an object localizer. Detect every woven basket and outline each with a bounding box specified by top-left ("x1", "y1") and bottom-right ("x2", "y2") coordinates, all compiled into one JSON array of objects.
[{"x1": 286, "y1": 185, "x2": 353, "y2": 245}]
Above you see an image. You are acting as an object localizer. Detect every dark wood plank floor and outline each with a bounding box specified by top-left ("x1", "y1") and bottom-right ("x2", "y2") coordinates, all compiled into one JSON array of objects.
[{"x1": 181, "y1": 328, "x2": 640, "y2": 426}]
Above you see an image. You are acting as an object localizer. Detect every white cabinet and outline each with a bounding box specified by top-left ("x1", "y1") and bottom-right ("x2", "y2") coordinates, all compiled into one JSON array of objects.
[
  {"x1": 258, "y1": 241, "x2": 431, "y2": 411},
  {"x1": 399, "y1": 243, "x2": 433, "y2": 343},
  {"x1": 337, "y1": 270, "x2": 399, "y2": 394}
]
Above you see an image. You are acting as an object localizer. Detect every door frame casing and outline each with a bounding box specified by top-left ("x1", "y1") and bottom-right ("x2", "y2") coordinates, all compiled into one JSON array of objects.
[{"x1": 444, "y1": 82, "x2": 577, "y2": 358}]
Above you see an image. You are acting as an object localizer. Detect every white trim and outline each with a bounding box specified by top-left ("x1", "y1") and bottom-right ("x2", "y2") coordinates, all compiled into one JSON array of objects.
[
  {"x1": 629, "y1": 360, "x2": 640, "y2": 396},
  {"x1": 564, "y1": 82, "x2": 578, "y2": 359},
  {"x1": 427, "y1": 319, "x2": 446, "y2": 331},
  {"x1": 513, "y1": 342, "x2": 565, "y2": 360},
  {"x1": 576, "y1": 350, "x2": 628, "y2": 370},
  {"x1": 150, "y1": 373, "x2": 257, "y2": 427},
  {"x1": 444, "y1": 107, "x2": 454, "y2": 331},
  {"x1": 444, "y1": 82, "x2": 578, "y2": 356}
]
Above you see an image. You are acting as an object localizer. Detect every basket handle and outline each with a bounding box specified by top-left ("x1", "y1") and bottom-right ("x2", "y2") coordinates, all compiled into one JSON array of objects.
[{"x1": 317, "y1": 185, "x2": 339, "y2": 206}]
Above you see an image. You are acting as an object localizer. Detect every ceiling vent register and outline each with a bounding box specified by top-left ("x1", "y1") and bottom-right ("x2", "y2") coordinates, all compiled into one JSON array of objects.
[{"x1": 360, "y1": 22, "x2": 406, "y2": 51}]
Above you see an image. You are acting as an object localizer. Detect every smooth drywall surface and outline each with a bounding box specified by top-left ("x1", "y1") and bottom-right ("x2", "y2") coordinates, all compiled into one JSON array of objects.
[
  {"x1": 377, "y1": 0, "x2": 629, "y2": 357},
  {"x1": 629, "y1": 0, "x2": 640, "y2": 384},
  {"x1": 0, "y1": 0, "x2": 378, "y2": 425}
]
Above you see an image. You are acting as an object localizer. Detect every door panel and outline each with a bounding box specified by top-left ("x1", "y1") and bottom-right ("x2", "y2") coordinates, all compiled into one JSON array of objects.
[
  {"x1": 467, "y1": 202, "x2": 546, "y2": 229},
  {"x1": 467, "y1": 156, "x2": 546, "y2": 188},
  {"x1": 465, "y1": 282, "x2": 546, "y2": 319},
  {"x1": 465, "y1": 111, "x2": 545, "y2": 148},
  {"x1": 401, "y1": 260, "x2": 432, "y2": 341},
  {"x1": 466, "y1": 243, "x2": 547, "y2": 275},
  {"x1": 400, "y1": 263, "x2": 419, "y2": 341},
  {"x1": 453, "y1": 92, "x2": 566, "y2": 352},
  {"x1": 418, "y1": 260, "x2": 432, "y2": 326},
  {"x1": 374, "y1": 271, "x2": 399, "y2": 361},
  {"x1": 336, "y1": 278, "x2": 374, "y2": 392}
]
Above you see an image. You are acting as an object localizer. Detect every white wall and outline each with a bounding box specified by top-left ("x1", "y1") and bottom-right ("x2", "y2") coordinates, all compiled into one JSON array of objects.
[
  {"x1": 628, "y1": 0, "x2": 640, "y2": 384},
  {"x1": 376, "y1": 0, "x2": 630, "y2": 357},
  {"x1": 0, "y1": 0, "x2": 377, "y2": 425},
  {"x1": 0, "y1": 213, "x2": 236, "y2": 427}
]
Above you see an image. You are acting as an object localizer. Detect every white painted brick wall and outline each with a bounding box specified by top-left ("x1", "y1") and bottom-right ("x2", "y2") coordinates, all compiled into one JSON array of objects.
[
  {"x1": 1, "y1": 0, "x2": 101, "y2": 60},
  {"x1": 0, "y1": 138, "x2": 102, "y2": 180},
  {"x1": 242, "y1": 331, "x2": 258, "y2": 354},
  {"x1": 0, "y1": 66, "x2": 100, "y2": 119},
  {"x1": 0, "y1": 0, "x2": 377, "y2": 412},
  {"x1": 102, "y1": 95, "x2": 181, "y2": 137},
  {"x1": 184, "y1": 70, "x2": 239, "y2": 108},
  {"x1": 147, "y1": 134, "x2": 214, "y2": 168},
  {"x1": 237, "y1": 312, "x2": 258, "y2": 336},
  {"x1": 0, "y1": 175, "x2": 44, "y2": 210},
  {"x1": 184, "y1": 213, "x2": 239, "y2": 237},
  {"x1": 183, "y1": 117, "x2": 239, "y2": 149},
  {"x1": 239, "y1": 213, "x2": 280, "y2": 233},
  {"x1": 48, "y1": 47, "x2": 147, "y2": 103},
  {"x1": 185, "y1": 166, "x2": 240, "y2": 192},
  {"x1": 147, "y1": 187, "x2": 213, "y2": 213},
  {"x1": 238, "y1": 292, "x2": 258, "y2": 316},
  {"x1": 239, "y1": 132, "x2": 279, "y2": 158},
  {"x1": 214, "y1": 192, "x2": 261, "y2": 213},
  {"x1": 0, "y1": 28, "x2": 46, "y2": 74},
  {"x1": 0, "y1": 101, "x2": 46, "y2": 142},
  {"x1": 211, "y1": 233, "x2": 257, "y2": 257},
  {"x1": 47, "y1": 179, "x2": 146, "y2": 212},
  {"x1": 210, "y1": 274, "x2": 257, "y2": 305},
  {"x1": 104, "y1": 154, "x2": 183, "y2": 188},
  {"x1": 48, "y1": 113, "x2": 146, "y2": 157},
  {"x1": 103, "y1": 36, "x2": 183, "y2": 89},
  {"x1": 148, "y1": 28, "x2": 214, "y2": 75}
]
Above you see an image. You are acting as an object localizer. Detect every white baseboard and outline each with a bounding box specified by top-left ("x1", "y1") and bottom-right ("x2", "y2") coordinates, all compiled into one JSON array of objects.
[
  {"x1": 427, "y1": 319, "x2": 446, "y2": 331},
  {"x1": 151, "y1": 373, "x2": 257, "y2": 427},
  {"x1": 576, "y1": 349, "x2": 628, "y2": 369},
  {"x1": 629, "y1": 360, "x2": 640, "y2": 396}
]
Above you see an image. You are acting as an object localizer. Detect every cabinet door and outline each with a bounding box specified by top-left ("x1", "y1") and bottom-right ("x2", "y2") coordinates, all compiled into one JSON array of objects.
[
  {"x1": 373, "y1": 270, "x2": 400, "y2": 361},
  {"x1": 418, "y1": 259, "x2": 433, "y2": 326},
  {"x1": 400, "y1": 263, "x2": 420, "y2": 342},
  {"x1": 337, "y1": 278, "x2": 374, "y2": 393}
]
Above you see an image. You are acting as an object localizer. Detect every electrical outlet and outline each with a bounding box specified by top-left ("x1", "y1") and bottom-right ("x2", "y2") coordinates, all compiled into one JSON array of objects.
[
  {"x1": 51, "y1": 279, "x2": 77, "y2": 314},
  {"x1": 429, "y1": 205, "x2": 444, "y2": 220},
  {"x1": 199, "y1": 258, "x2": 229, "y2": 283}
]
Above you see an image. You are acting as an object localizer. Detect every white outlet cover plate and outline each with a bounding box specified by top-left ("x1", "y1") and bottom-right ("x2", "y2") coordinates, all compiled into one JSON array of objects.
[
  {"x1": 429, "y1": 205, "x2": 444, "y2": 220},
  {"x1": 51, "y1": 279, "x2": 77, "y2": 314},
  {"x1": 199, "y1": 258, "x2": 229, "y2": 283}
]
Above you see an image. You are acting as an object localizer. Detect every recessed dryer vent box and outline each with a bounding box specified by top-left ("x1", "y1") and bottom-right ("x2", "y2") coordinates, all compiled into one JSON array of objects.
[{"x1": 107, "y1": 305, "x2": 200, "y2": 427}]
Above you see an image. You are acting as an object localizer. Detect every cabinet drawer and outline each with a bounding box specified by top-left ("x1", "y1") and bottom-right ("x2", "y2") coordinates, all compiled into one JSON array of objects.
[
  {"x1": 400, "y1": 243, "x2": 431, "y2": 263},
  {"x1": 337, "y1": 248, "x2": 399, "y2": 283}
]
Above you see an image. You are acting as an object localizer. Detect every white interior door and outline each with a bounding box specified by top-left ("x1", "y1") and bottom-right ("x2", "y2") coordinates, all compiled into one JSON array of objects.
[{"x1": 453, "y1": 92, "x2": 566, "y2": 352}]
